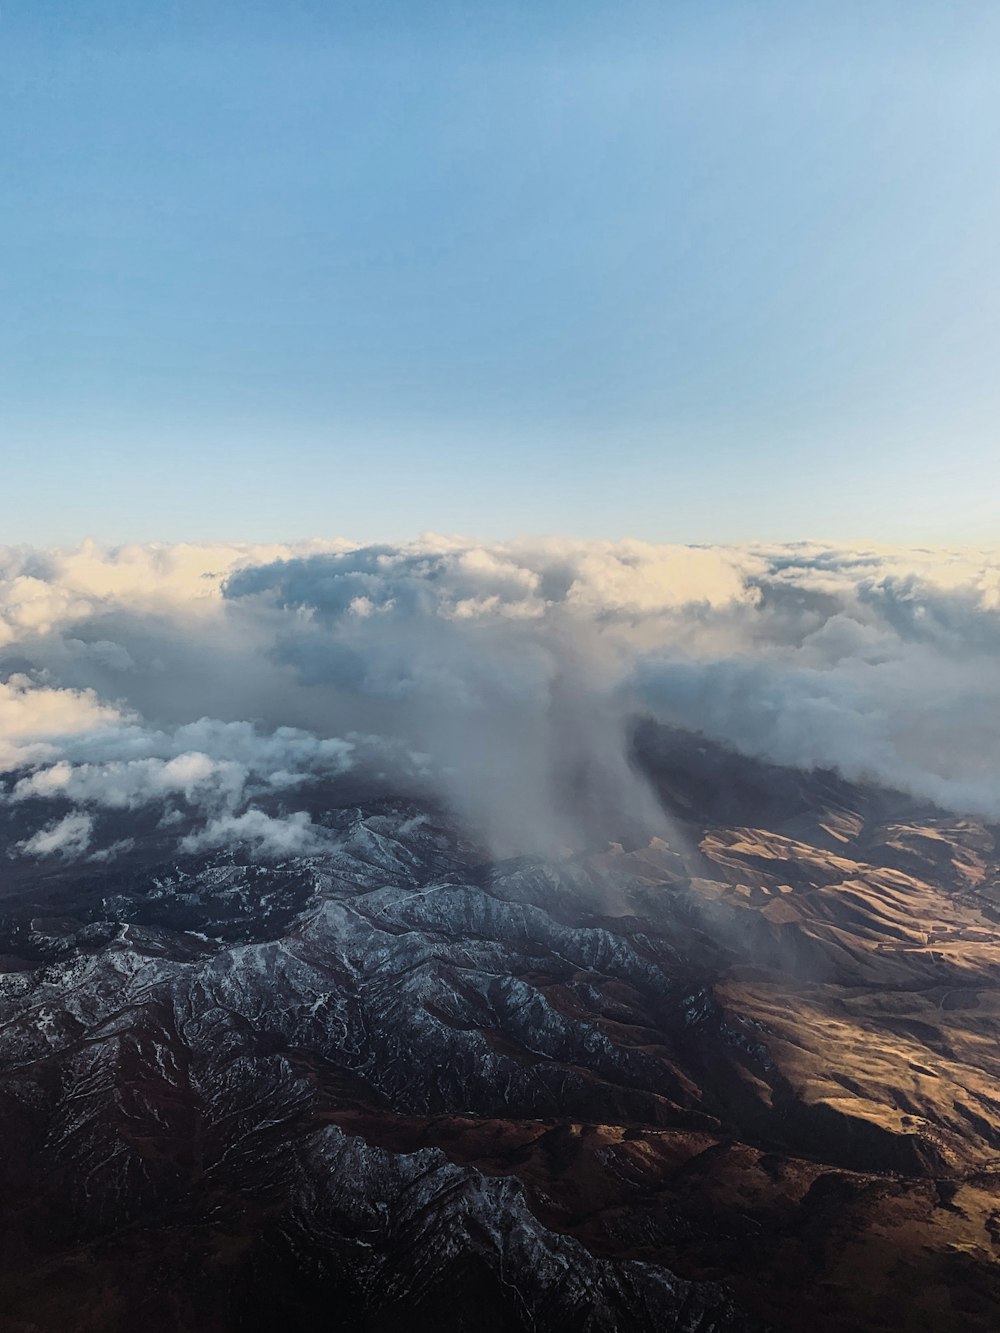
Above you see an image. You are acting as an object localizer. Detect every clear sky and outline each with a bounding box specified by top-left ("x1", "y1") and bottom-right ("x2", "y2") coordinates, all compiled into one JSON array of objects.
[{"x1": 3, "y1": 1, "x2": 999, "y2": 546}]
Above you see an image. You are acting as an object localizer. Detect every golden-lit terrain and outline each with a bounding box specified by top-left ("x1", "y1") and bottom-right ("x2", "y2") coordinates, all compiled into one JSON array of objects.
[{"x1": 315, "y1": 741, "x2": 1000, "y2": 1331}]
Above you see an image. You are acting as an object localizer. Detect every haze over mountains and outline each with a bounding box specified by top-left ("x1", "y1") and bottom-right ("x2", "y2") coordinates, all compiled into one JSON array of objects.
[{"x1": 2, "y1": 538, "x2": 1000, "y2": 1331}]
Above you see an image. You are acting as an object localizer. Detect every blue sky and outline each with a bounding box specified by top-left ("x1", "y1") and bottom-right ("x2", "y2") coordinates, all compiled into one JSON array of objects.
[{"x1": 3, "y1": 1, "x2": 999, "y2": 545}]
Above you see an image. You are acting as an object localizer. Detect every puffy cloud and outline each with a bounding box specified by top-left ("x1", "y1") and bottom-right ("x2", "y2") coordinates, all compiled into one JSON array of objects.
[
  {"x1": 632, "y1": 543, "x2": 1000, "y2": 817},
  {"x1": 8, "y1": 720, "x2": 355, "y2": 849},
  {"x1": 223, "y1": 543, "x2": 708, "y2": 854},
  {"x1": 11, "y1": 752, "x2": 249, "y2": 812},
  {"x1": 17, "y1": 811, "x2": 94, "y2": 859},
  {"x1": 0, "y1": 674, "x2": 126, "y2": 771},
  {"x1": 180, "y1": 808, "x2": 328, "y2": 859},
  {"x1": 0, "y1": 539, "x2": 353, "y2": 635},
  {"x1": 224, "y1": 537, "x2": 757, "y2": 624},
  {"x1": 221, "y1": 539, "x2": 1000, "y2": 829},
  {"x1": 4, "y1": 537, "x2": 1000, "y2": 861}
]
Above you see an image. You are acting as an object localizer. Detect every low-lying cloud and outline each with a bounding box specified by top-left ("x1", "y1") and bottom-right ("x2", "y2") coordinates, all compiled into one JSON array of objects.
[
  {"x1": 17, "y1": 810, "x2": 95, "y2": 860},
  {"x1": 2, "y1": 537, "x2": 1000, "y2": 863}
]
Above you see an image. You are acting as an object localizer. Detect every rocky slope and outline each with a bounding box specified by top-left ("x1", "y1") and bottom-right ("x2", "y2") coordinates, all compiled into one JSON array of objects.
[{"x1": 1, "y1": 725, "x2": 999, "y2": 1331}]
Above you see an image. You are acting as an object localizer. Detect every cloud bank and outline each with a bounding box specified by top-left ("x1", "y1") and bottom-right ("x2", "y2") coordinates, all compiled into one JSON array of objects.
[{"x1": 2, "y1": 537, "x2": 1000, "y2": 862}]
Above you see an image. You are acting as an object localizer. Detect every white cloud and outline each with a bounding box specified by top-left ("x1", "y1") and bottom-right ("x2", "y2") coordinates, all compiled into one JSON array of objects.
[
  {"x1": 180, "y1": 808, "x2": 328, "y2": 858},
  {"x1": 9, "y1": 722, "x2": 354, "y2": 817},
  {"x1": 18, "y1": 811, "x2": 94, "y2": 859},
  {"x1": 0, "y1": 539, "x2": 354, "y2": 637},
  {"x1": 11, "y1": 752, "x2": 249, "y2": 811},
  {"x1": 4, "y1": 537, "x2": 1000, "y2": 857},
  {"x1": 0, "y1": 674, "x2": 126, "y2": 771}
]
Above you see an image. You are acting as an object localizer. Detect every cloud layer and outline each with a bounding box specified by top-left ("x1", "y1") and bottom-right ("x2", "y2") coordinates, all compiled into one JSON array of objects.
[{"x1": 2, "y1": 537, "x2": 1000, "y2": 862}]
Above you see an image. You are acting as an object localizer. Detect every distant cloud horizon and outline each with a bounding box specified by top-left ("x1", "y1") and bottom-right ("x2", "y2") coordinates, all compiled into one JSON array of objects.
[{"x1": 2, "y1": 536, "x2": 1000, "y2": 864}]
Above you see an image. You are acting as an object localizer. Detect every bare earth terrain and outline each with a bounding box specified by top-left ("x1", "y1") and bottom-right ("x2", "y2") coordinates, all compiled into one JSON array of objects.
[{"x1": 0, "y1": 723, "x2": 998, "y2": 1331}]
